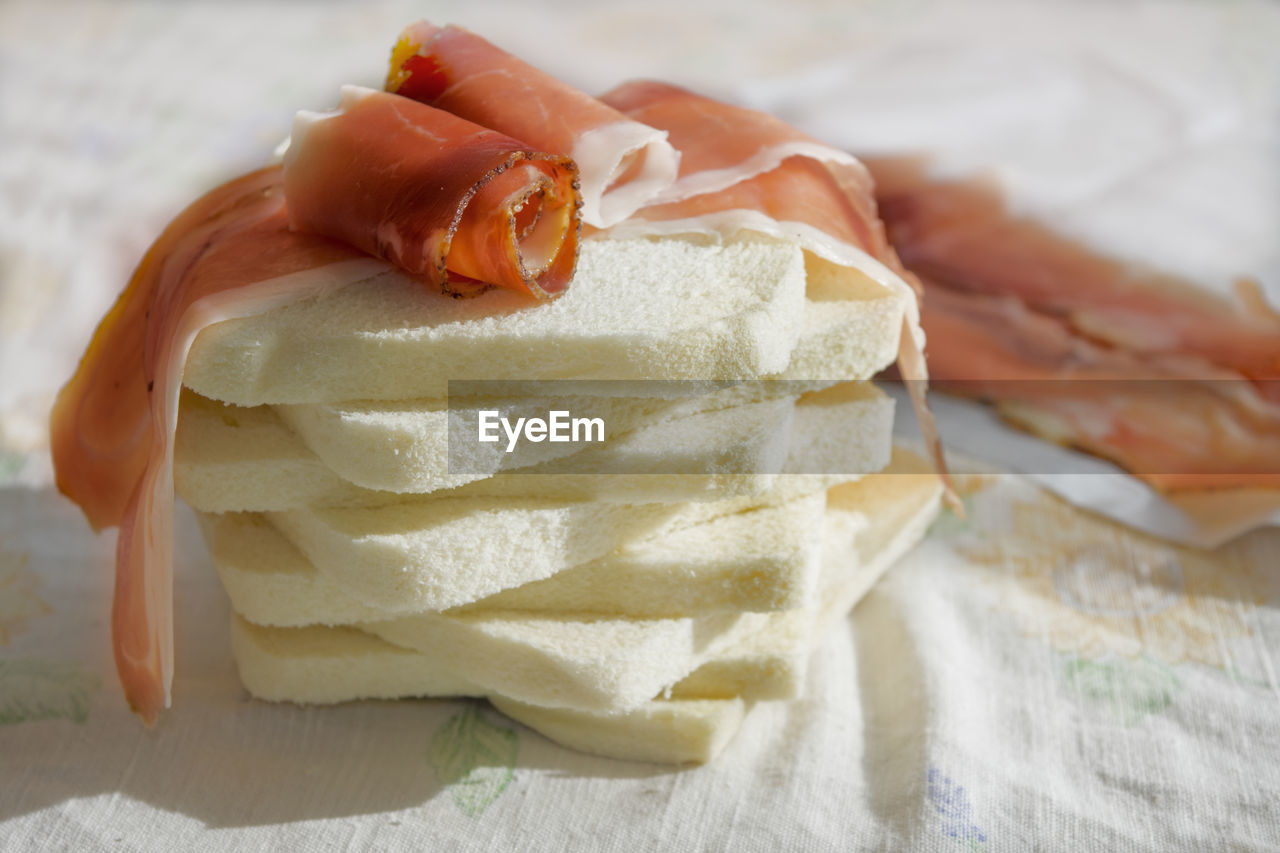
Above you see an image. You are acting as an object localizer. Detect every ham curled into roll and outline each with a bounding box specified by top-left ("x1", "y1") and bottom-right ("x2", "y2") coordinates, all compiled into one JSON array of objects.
[
  {"x1": 284, "y1": 85, "x2": 581, "y2": 300},
  {"x1": 386, "y1": 22, "x2": 678, "y2": 229}
]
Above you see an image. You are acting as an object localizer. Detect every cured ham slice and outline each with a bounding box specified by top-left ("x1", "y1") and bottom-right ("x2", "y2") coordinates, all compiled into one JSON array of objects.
[
  {"x1": 865, "y1": 157, "x2": 1280, "y2": 491},
  {"x1": 868, "y1": 157, "x2": 1280, "y2": 390},
  {"x1": 386, "y1": 21, "x2": 679, "y2": 228},
  {"x1": 51, "y1": 167, "x2": 384, "y2": 723},
  {"x1": 604, "y1": 81, "x2": 869, "y2": 208},
  {"x1": 597, "y1": 86, "x2": 953, "y2": 504},
  {"x1": 285, "y1": 86, "x2": 581, "y2": 300},
  {"x1": 923, "y1": 287, "x2": 1280, "y2": 489}
]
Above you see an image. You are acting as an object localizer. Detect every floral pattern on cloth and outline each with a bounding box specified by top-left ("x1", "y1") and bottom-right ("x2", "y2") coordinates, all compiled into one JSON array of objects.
[
  {"x1": 1058, "y1": 653, "x2": 1182, "y2": 726},
  {"x1": 927, "y1": 765, "x2": 988, "y2": 850},
  {"x1": 0, "y1": 659, "x2": 99, "y2": 725},
  {"x1": 0, "y1": 452, "x2": 24, "y2": 483},
  {"x1": 429, "y1": 705, "x2": 520, "y2": 817},
  {"x1": 0, "y1": 542, "x2": 49, "y2": 645},
  {"x1": 0, "y1": 493, "x2": 99, "y2": 727},
  {"x1": 953, "y1": 477, "x2": 1279, "y2": 686}
]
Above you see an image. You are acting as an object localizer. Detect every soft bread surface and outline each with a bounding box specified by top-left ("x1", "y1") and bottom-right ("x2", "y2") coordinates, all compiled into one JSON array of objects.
[
  {"x1": 201, "y1": 493, "x2": 827, "y2": 626},
  {"x1": 228, "y1": 453, "x2": 942, "y2": 761},
  {"x1": 778, "y1": 253, "x2": 907, "y2": 381},
  {"x1": 185, "y1": 237, "x2": 809, "y2": 404},
  {"x1": 230, "y1": 617, "x2": 745, "y2": 765},
  {"x1": 228, "y1": 457, "x2": 939, "y2": 711},
  {"x1": 488, "y1": 696, "x2": 746, "y2": 766},
  {"x1": 271, "y1": 377, "x2": 836, "y2": 492},
  {"x1": 182, "y1": 390, "x2": 801, "y2": 500},
  {"x1": 260, "y1": 473, "x2": 857, "y2": 614},
  {"x1": 357, "y1": 457, "x2": 941, "y2": 713},
  {"x1": 182, "y1": 237, "x2": 905, "y2": 405},
  {"x1": 175, "y1": 381, "x2": 894, "y2": 510}
]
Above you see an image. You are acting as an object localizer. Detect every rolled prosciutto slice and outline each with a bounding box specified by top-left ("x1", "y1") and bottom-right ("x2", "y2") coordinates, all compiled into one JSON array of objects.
[
  {"x1": 386, "y1": 22, "x2": 679, "y2": 228},
  {"x1": 51, "y1": 167, "x2": 385, "y2": 723},
  {"x1": 284, "y1": 86, "x2": 581, "y2": 300}
]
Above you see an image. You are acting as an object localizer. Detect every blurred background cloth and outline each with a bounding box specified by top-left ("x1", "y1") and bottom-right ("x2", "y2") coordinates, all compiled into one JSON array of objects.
[{"x1": 1, "y1": 1, "x2": 1278, "y2": 849}]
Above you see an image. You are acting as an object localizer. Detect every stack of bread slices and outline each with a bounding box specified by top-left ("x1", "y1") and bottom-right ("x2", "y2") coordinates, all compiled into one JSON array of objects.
[{"x1": 173, "y1": 234, "x2": 941, "y2": 764}]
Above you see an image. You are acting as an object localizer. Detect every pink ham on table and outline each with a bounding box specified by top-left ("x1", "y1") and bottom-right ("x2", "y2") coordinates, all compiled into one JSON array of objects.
[
  {"x1": 386, "y1": 21, "x2": 679, "y2": 228},
  {"x1": 866, "y1": 157, "x2": 1280, "y2": 491},
  {"x1": 868, "y1": 157, "x2": 1280, "y2": 387}
]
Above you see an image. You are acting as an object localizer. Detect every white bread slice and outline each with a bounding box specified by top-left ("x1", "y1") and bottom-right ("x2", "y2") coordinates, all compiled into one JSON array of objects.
[
  {"x1": 230, "y1": 619, "x2": 481, "y2": 700},
  {"x1": 357, "y1": 457, "x2": 938, "y2": 712},
  {"x1": 174, "y1": 381, "x2": 893, "y2": 511},
  {"x1": 487, "y1": 696, "x2": 745, "y2": 766},
  {"x1": 183, "y1": 391, "x2": 799, "y2": 501},
  {"x1": 459, "y1": 492, "x2": 820, "y2": 617},
  {"x1": 228, "y1": 454, "x2": 940, "y2": 714},
  {"x1": 201, "y1": 493, "x2": 826, "y2": 626},
  {"x1": 778, "y1": 253, "x2": 908, "y2": 381},
  {"x1": 271, "y1": 378, "x2": 826, "y2": 493},
  {"x1": 229, "y1": 616, "x2": 744, "y2": 764},
  {"x1": 182, "y1": 237, "x2": 905, "y2": 406},
  {"x1": 262, "y1": 473, "x2": 852, "y2": 615},
  {"x1": 227, "y1": 452, "x2": 941, "y2": 760},
  {"x1": 667, "y1": 453, "x2": 942, "y2": 700},
  {"x1": 184, "y1": 236, "x2": 809, "y2": 405},
  {"x1": 363, "y1": 606, "x2": 748, "y2": 712},
  {"x1": 175, "y1": 392, "x2": 370, "y2": 512}
]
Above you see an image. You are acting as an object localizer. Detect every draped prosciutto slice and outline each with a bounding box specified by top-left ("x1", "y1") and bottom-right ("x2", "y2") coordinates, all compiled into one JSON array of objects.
[
  {"x1": 386, "y1": 22, "x2": 678, "y2": 228},
  {"x1": 50, "y1": 167, "x2": 384, "y2": 723},
  {"x1": 604, "y1": 81, "x2": 870, "y2": 207},
  {"x1": 597, "y1": 86, "x2": 952, "y2": 503},
  {"x1": 866, "y1": 157, "x2": 1280, "y2": 491},
  {"x1": 868, "y1": 157, "x2": 1280, "y2": 392},
  {"x1": 285, "y1": 86, "x2": 581, "y2": 300},
  {"x1": 922, "y1": 286, "x2": 1280, "y2": 490}
]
